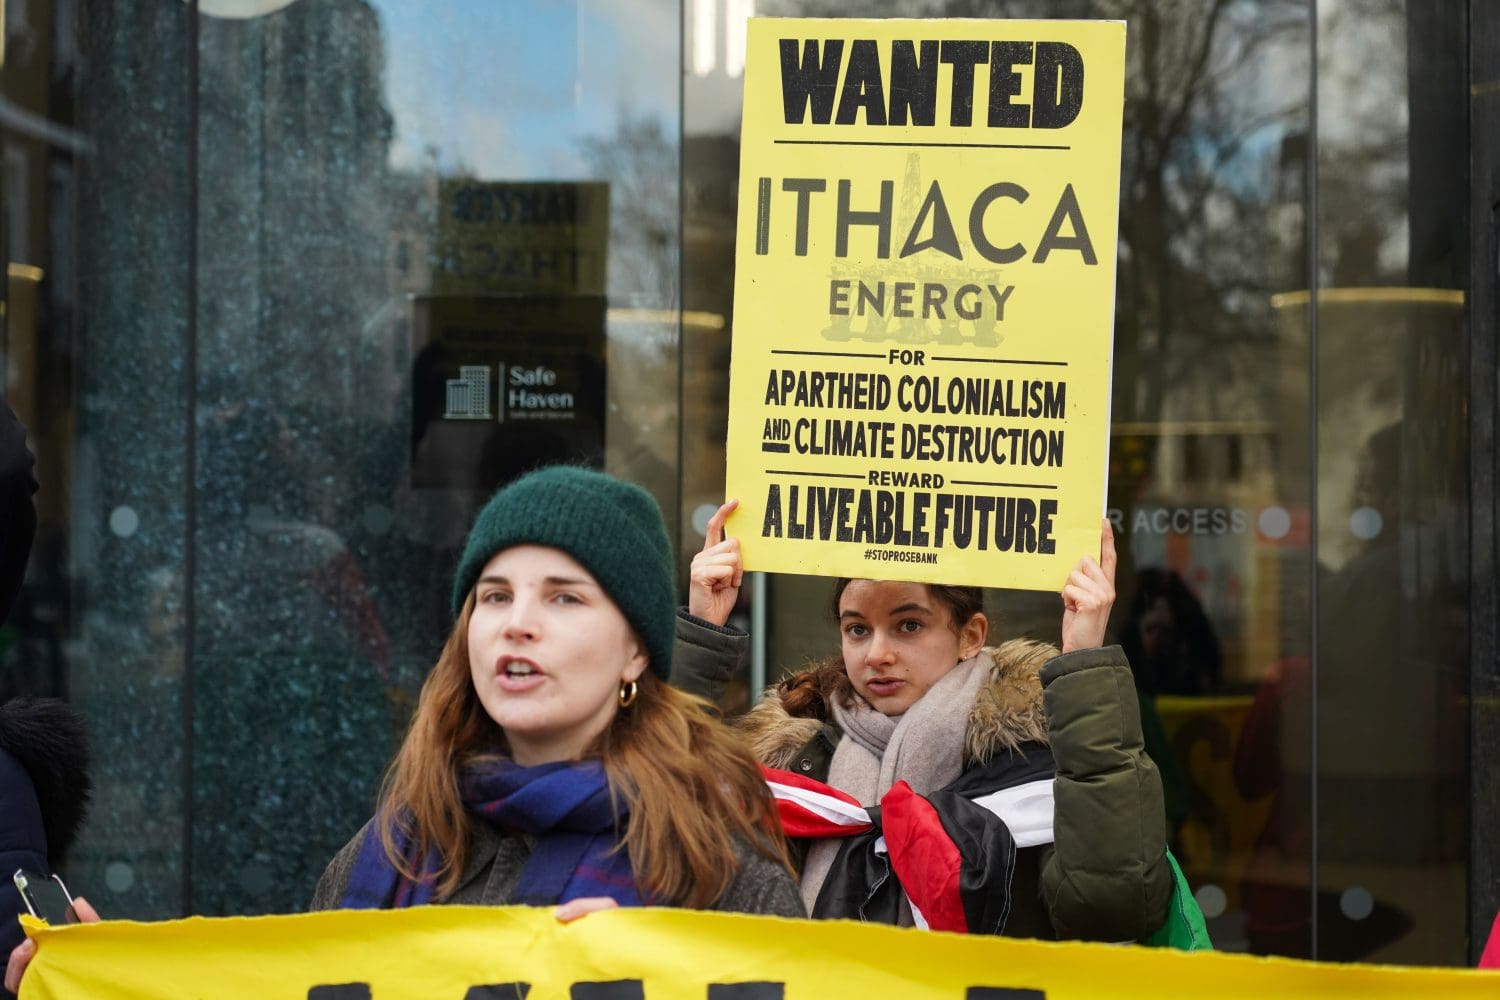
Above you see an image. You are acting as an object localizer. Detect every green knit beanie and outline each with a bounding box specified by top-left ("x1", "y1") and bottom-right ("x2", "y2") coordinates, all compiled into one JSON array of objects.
[{"x1": 451, "y1": 466, "x2": 675, "y2": 679}]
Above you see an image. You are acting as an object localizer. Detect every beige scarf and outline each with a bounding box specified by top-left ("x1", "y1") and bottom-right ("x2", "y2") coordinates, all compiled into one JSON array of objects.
[{"x1": 798, "y1": 651, "x2": 992, "y2": 917}]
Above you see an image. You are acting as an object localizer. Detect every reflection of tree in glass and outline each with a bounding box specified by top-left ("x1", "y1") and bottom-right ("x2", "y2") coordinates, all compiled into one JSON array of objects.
[
  {"x1": 577, "y1": 113, "x2": 682, "y2": 507},
  {"x1": 580, "y1": 112, "x2": 679, "y2": 314}
]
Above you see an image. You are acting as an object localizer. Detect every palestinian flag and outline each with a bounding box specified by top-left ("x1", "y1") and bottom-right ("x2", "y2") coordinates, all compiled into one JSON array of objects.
[{"x1": 761, "y1": 743, "x2": 1054, "y2": 934}]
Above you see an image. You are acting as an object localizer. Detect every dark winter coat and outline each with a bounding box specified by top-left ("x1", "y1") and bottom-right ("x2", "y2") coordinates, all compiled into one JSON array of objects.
[
  {"x1": 1, "y1": 400, "x2": 92, "y2": 996},
  {"x1": 0, "y1": 700, "x2": 92, "y2": 988}
]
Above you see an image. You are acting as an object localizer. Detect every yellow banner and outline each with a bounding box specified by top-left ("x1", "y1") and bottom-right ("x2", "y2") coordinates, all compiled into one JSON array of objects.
[
  {"x1": 19, "y1": 907, "x2": 1498, "y2": 999},
  {"x1": 726, "y1": 18, "x2": 1125, "y2": 590}
]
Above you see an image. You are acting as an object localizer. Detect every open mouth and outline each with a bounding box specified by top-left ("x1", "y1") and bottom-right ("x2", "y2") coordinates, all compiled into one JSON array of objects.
[{"x1": 500, "y1": 658, "x2": 542, "y2": 679}]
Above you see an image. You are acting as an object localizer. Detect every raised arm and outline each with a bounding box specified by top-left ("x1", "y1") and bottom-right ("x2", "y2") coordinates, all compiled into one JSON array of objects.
[
  {"x1": 688, "y1": 499, "x2": 743, "y2": 627},
  {"x1": 672, "y1": 500, "x2": 749, "y2": 704},
  {"x1": 1039, "y1": 520, "x2": 1172, "y2": 940}
]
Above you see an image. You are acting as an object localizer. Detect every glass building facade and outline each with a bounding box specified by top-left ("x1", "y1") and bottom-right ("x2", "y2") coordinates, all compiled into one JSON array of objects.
[{"x1": 2, "y1": 0, "x2": 1495, "y2": 966}]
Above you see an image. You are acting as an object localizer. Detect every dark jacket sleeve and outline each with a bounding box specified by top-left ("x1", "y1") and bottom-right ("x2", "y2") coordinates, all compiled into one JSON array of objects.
[
  {"x1": 712, "y1": 839, "x2": 806, "y2": 918},
  {"x1": 0, "y1": 749, "x2": 48, "y2": 990},
  {"x1": 1038, "y1": 645, "x2": 1172, "y2": 941},
  {"x1": 669, "y1": 609, "x2": 748, "y2": 704},
  {"x1": 309, "y1": 821, "x2": 370, "y2": 911}
]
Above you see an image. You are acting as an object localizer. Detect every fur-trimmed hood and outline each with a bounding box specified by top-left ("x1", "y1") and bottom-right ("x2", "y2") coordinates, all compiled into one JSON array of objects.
[
  {"x1": 736, "y1": 638, "x2": 1058, "y2": 770},
  {"x1": 0, "y1": 698, "x2": 91, "y2": 865}
]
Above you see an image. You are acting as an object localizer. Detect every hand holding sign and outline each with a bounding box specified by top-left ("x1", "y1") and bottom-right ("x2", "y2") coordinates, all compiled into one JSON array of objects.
[
  {"x1": 554, "y1": 897, "x2": 620, "y2": 923},
  {"x1": 724, "y1": 18, "x2": 1126, "y2": 591},
  {"x1": 1060, "y1": 518, "x2": 1117, "y2": 653},
  {"x1": 689, "y1": 500, "x2": 744, "y2": 628},
  {"x1": 5, "y1": 895, "x2": 100, "y2": 995}
]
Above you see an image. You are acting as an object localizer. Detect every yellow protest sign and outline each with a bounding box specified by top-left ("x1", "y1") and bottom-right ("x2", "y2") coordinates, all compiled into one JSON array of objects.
[
  {"x1": 726, "y1": 18, "x2": 1125, "y2": 589},
  {"x1": 19, "y1": 907, "x2": 1498, "y2": 999}
]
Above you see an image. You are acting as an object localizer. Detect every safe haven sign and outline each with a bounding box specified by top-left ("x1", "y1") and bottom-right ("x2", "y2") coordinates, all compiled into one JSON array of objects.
[{"x1": 725, "y1": 18, "x2": 1126, "y2": 589}]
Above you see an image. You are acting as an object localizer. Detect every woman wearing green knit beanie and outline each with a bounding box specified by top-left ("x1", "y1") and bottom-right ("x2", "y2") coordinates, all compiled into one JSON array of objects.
[
  {"x1": 450, "y1": 466, "x2": 678, "y2": 679},
  {"x1": 310, "y1": 465, "x2": 801, "y2": 922}
]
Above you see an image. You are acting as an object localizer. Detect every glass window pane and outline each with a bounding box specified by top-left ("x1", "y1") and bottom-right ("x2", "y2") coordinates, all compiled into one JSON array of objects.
[
  {"x1": 9, "y1": 0, "x2": 679, "y2": 918},
  {"x1": 1312, "y1": 0, "x2": 1468, "y2": 964}
]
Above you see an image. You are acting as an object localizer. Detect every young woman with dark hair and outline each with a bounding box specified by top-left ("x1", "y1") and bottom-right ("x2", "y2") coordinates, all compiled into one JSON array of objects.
[{"x1": 672, "y1": 499, "x2": 1186, "y2": 943}]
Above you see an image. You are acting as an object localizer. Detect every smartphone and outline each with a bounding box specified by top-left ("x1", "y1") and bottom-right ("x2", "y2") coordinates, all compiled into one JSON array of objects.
[{"x1": 12, "y1": 869, "x2": 77, "y2": 925}]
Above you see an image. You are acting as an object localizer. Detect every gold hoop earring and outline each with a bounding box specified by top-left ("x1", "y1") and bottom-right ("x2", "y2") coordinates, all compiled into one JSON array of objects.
[{"x1": 618, "y1": 679, "x2": 639, "y2": 709}]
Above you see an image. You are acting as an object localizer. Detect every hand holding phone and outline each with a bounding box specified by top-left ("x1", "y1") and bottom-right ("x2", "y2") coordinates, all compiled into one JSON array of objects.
[
  {"x1": 6, "y1": 872, "x2": 99, "y2": 995},
  {"x1": 11, "y1": 869, "x2": 77, "y2": 926}
]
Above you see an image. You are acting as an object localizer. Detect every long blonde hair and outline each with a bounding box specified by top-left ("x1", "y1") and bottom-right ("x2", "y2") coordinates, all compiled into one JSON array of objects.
[{"x1": 378, "y1": 592, "x2": 790, "y2": 905}]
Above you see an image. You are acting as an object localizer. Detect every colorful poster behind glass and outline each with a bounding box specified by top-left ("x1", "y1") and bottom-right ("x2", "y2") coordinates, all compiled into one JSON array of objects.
[{"x1": 726, "y1": 19, "x2": 1125, "y2": 589}]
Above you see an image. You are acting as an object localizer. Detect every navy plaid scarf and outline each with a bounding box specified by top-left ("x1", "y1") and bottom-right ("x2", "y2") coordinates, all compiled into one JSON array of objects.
[{"x1": 339, "y1": 757, "x2": 642, "y2": 909}]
